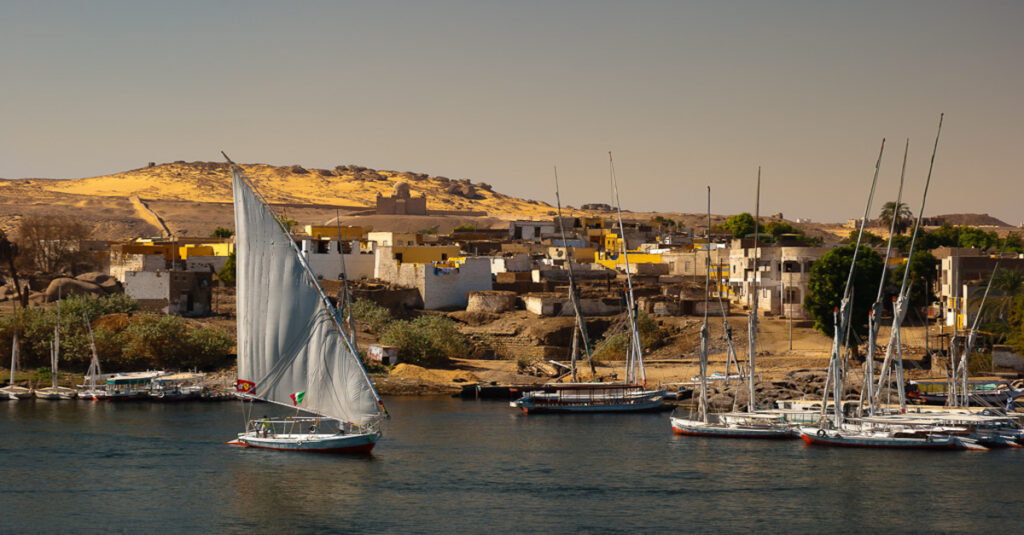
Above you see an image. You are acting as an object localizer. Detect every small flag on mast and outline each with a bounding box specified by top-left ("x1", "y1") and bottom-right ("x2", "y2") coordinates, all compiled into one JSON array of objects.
[{"x1": 290, "y1": 391, "x2": 305, "y2": 405}]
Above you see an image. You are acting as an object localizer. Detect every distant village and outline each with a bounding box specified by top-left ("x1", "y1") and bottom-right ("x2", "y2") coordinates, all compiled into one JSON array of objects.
[{"x1": 12, "y1": 180, "x2": 1017, "y2": 358}]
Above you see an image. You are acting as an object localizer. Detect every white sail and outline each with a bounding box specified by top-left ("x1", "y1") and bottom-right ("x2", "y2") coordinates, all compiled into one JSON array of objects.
[{"x1": 232, "y1": 169, "x2": 383, "y2": 426}]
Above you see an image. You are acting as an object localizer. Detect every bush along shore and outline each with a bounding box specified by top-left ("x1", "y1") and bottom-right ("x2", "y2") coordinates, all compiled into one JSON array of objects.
[{"x1": 0, "y1": 294, "x2": 234, "y2": 374}]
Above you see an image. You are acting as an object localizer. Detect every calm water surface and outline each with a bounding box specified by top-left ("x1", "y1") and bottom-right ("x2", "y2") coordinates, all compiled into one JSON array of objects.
[{"x1": 3, "y1": 397, "x2": 1023, "y2": 533}]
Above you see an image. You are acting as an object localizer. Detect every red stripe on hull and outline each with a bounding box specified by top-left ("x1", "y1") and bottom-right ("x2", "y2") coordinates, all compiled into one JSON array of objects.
[
  {"x1": 799, "y1": 434, "x2": 961, "y2": 450},
  {"x1": 227, "y1": 441, "x2": 376, "y2": 455}
]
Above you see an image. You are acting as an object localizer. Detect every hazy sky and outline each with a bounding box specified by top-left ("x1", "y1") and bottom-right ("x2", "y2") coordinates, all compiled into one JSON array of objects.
[{"x1": 2, "y1": 1, "x2": 1022, "y2": 224}]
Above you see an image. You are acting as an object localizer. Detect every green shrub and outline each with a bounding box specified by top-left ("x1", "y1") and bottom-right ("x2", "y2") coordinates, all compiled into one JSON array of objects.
[
  {"x1": 345, "y1": 298, "x2": 393, "y2": 333},
  {"x1": 218, "y1": 251, "x2": 236, "y2": 285},
  {"x1": 590, "y1": 312, "x2": 663, "y2": 361},
  {"x1": 0, "y1": 293, "x2": 233, "y2": 372},
  {"x1": 380, "y1": 314, "x2": 469, "y2": 367}
]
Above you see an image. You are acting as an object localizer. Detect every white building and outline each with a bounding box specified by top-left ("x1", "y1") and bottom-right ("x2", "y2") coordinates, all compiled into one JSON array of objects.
[
  {"x1": 728, "y1": 243, "x2": 829, "y2": 318},
  {"x1": 375, "y1": 255, "x2": 493, "y2": 310},
  {"x1": 298, "y1": 239, "x2": 376, "y2": 281},
  {"x1": 509, "y1": 221, "x2": 556, "y2": 242}
]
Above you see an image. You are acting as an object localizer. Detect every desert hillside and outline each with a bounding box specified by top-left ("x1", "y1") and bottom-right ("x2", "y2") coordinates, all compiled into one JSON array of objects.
[
  {"x1": 0, "y1": 161, "x2": 559, "y2": 238},
  {"x1": 34, "y1": 161, "x2": 554, "y2": 215}
]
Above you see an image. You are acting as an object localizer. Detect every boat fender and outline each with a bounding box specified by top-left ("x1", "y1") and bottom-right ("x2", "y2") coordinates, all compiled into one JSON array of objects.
[
  {"x1": 926, "y1": 434, "x2": 932, "y2": 443},
  {"x1": 816, "y1": 429, "x2": 826, "y2": 438}
]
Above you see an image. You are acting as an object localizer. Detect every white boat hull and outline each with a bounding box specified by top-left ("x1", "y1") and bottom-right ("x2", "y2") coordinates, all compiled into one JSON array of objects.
[
  {"x1": 671, "y1": 417, "x2": 797, "y2": 439},
  {"x1": 34, "y1": 387, "x2": 77, "y2": 400},
  {"x1": 798, "y1": 427, "x2": 980, "y2": 450},
  {"x1": 0, "y1": 386, "x2": 33, "y2": 400},
  {"x1": 228, "y1": 431, "x2": 378, "y2": 454}
]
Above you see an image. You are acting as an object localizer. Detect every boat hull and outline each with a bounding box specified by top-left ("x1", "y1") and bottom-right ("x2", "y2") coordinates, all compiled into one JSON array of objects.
[
  {"x1": 510, "y1": 386, "x2": 667, "y2": 414},
  {"x1": 799, "y1": 429, "x2": 968, "y2": 450},
  {"x1": 34, "y1": 387, "x2": 77, "y2": 400},
  {"x1": 229, "y1": 432, "x2": 378, "y2": 454},
  {"x1": 515, "y1": 400, "x2": 667, "y2": 414},
  {"x1": 671, "y1": 418, "x2": 796, "y2": 439},
  {"x1": 0, "y1": 387, "x2": 33, "y2": 400}
]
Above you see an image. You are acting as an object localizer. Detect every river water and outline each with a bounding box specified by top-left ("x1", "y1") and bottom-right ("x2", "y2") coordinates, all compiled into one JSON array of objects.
[{"x1": 2, "y1": 397, "x2": 1022, "y2": 533}]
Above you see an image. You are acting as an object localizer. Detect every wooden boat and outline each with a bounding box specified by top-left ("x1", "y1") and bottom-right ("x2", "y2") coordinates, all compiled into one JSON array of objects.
[
  {"x1": 106, "y1": 371, "x2": 167, "y2": 400},
  {"x1": 798, "y1": 426, "x2": 983, "y2": 450},
  {"x1": 672, "y1": 413, "x2": 795, "y2": 439},
  {"x1": 511, "y1": 382, "x2": 666, "y2": 413},
  {"x1": 149, "y1": 372, "x2": 205, "y2": 401},
  {"x1": 907, "y1": 379, "x2": 1024, "y2": 406},
  {"x1": 224, "y1": 159, "x2": 386, "y2": 454}
]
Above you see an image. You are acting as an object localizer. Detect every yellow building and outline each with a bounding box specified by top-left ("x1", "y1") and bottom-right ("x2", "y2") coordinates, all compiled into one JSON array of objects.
[
  {"x1": 299, "y1": 225, "x2": 368, "y2": 241},
  {"x1": 178, "y1": 243, "x2": 234, "y2": 259},
  {"x1": 390, "y1": 245, "x2": 460, "y2": 264}
]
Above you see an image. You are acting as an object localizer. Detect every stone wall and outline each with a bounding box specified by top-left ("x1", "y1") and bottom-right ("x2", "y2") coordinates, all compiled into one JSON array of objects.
[{"x1": 467, "y1": 291, "x2": 517, "y2": 313}]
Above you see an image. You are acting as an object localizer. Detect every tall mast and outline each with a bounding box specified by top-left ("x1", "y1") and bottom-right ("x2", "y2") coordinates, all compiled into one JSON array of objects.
[
  {"x1": 956, "y1": 239, "x2": 1007, "y2": 406},
  {"x1": 554, "y1": 166, "x2": 595, "y2": 379},
  {"x1": 717, "y1": 257, "x2": 743, "y2": 386},
  {"x1": 335, "y1": 209, "x2": 358, "y2": 355},
  {"x1": 84, "y1": 312, "x2": 102, "y2": 392},
  {"x1": 609, "y1": 152, "x2": 644, "y2": 385},
  {"x1": 820, "y1": 138, "x2": 885, "y2": 428},
  {"x1": 874, "y1": 114, "x2": 943, "y2": 412},
  {"x1": 865, "y1": 139, "x2": 909, "y2": 415},
  {"x1": 53, "y1": 286, "x2": 61, "y2": 388},
  {"x1": 698, "y1": 186, "x2": 711, "y2": 423},
  {"x1": 747, "y1": 168, "x2": 761, "y2": 412}
]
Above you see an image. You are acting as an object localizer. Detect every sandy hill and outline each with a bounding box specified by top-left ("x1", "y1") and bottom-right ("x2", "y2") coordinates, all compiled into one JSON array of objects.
[{"x1": 0, "y1": 161, "x2": 560, "y2": 238}]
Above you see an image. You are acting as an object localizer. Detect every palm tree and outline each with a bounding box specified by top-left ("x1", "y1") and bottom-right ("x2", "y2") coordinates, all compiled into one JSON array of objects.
[{"x1": 878, "y1": 201, "x2": 913, "y2": 235}]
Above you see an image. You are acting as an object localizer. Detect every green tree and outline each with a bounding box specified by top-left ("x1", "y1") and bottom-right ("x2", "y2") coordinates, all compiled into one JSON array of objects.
[
  {"x1": 958, "y1": 226, "x2": 1000, "y2": 250},
  {"x1": 379, "y1": 314, "x2": 469, "y2": 367},
  {"x1": 721, "y1": 213, "x2": 756, "y2": 238},
  {"x1": 843, "y1": 230, "x2": 885, "y2": 247},
  {"x1": 888, "y1": 250, "x2": 939, "y2": 310},
  {"x1": 211, "y1": 227, "x2": 234, "y2": 238},
  {"x1": 1006, "y1": 295, "x2": 1024, "y2": 354},
  {"x1": 879, "y1": 201, "x2": 913, "y2": 235},
  {"x1": 343, "y1": 298, "x2": 393, "y2": 333},
  {"x1": 803, "y1": 245, "x2": 884, "y2": 338},
  {"x1": 217, "y1": 251, "x2": 236, "y2": 285},
  {"x1": 976, "y1": 269, "x2": 1024, "y2": 342}
]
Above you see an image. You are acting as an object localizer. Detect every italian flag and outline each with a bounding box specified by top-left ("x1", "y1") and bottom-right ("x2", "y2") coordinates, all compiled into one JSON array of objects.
[{"x1": 290, "y1": 391, "x2": 305, "y2": 405}]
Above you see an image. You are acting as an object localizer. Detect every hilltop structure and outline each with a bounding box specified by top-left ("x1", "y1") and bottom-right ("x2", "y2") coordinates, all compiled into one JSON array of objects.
[{"x1": 376, "y1": 182, "x2": 427, "y2": 216}]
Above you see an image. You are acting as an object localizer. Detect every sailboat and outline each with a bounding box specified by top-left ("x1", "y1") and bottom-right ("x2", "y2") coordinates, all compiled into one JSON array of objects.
[
  {"x1": 0, "y1": 330, "x2": 32, "y2": 400},
  {"x1": 670, "y1": 181, "x2": 795, "y2": 438},
  {"x1": 224, "y1": 157, "x2": 387, "y2": 453},
  {"x1": 36, "y1": 292, "x2": 77, "y2": 400},
  {"x1": 77, "y1": 313, "x2": 109, "y2": 400},
  {"x1": 511, "y1": 163, "x2": 665, "y2": 414}
]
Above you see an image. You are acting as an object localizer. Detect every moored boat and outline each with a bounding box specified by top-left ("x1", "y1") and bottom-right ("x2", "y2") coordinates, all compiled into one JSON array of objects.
[
  {"x1": 1, "y1": 331, "x2": 32, "y2": 400},
  {"x1": 511, "y1": 382, "x2": 666, "y2": 413},
  {"x1": 798, "y1": 426, "x2": 983, "y2": 451}
]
